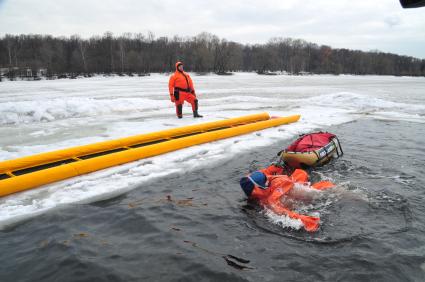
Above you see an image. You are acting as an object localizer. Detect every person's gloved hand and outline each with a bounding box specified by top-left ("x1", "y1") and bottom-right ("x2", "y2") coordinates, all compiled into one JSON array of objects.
[
  {"x1": 170, "y1": 95, "x2": 175, "y2": 102},
  {"x1": 173, "y1": 91, "x2": 180, "y2": 101},
  {"x1": 270, "y1": 160, "x2": 292, "y2": 176},
  {"x1": 270, "y1": 161, "x2": 283, "y2": 168}
]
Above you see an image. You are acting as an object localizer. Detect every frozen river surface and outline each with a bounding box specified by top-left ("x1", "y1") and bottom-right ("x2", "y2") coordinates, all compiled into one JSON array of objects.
[{"x1": 0, "y1": 73, "x2": 425, "y2": 281}]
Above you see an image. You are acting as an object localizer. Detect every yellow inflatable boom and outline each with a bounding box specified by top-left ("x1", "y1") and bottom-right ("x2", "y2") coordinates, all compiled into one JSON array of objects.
[{"x1": 0, "y1": 113, "x2": 300, "y2": 197}]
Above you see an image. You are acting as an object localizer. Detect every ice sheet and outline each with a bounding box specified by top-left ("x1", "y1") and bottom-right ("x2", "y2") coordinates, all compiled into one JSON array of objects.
[{"x1": 0, "y1": 73, "x2": 424, "y2": 228}]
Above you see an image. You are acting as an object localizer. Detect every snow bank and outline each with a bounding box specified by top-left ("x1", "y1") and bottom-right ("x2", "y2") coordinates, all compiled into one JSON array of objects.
[{"x1": 0, "y1": 73, "x2": 424, "y2": 229}]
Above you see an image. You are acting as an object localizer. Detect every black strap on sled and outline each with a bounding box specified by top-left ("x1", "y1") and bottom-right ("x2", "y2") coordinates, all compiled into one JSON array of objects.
[{"x1": 332, "y1": 137, "x2": 344, "y2": 157}]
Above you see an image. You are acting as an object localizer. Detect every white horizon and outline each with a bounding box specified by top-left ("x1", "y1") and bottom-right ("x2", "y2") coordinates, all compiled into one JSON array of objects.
[{"x1": 0, "y1": 0, "x2": 424, "y2": 59}]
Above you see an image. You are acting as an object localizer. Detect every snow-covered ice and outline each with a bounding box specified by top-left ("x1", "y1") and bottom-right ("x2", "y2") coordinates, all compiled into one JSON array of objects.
[{"x1": 0, "y1": 73, "x2": 424, "y2": 228}]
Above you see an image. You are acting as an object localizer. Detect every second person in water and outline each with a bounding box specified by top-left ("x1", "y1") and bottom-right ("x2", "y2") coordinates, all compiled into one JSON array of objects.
[
  {"x1": 240, "y1": 163, "x2": 335, "y2": 232},
  {"x1": 168, "y1": 61, "x2": 203, "y2": 119}
]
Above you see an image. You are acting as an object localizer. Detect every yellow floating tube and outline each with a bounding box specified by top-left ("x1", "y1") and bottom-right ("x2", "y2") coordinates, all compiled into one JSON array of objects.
[
  {"x1": 0, "y1": 113, "x2": 300, "y2": 197},
  {"x1": 0, "y1": 112, "x2": 269, "y2": 174}
]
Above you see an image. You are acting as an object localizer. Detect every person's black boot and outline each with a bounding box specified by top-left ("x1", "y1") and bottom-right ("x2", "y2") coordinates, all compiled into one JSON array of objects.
[
  {"x1": 177, "y1": 104, "x2": 183, "y2": 119},
  {"x1": 193, "y1": 100, "x2": 203, "y2": 118}
]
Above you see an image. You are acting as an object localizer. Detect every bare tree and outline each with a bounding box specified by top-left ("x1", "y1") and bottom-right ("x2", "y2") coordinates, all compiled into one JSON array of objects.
[{"x1": 0, "y1": 32, "x2": 423, "y2": 77}]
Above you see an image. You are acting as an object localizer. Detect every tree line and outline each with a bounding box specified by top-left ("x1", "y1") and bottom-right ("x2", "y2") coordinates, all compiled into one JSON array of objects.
[{"x1": 0, "y1": 32, "x2": 424, "y2": 77}]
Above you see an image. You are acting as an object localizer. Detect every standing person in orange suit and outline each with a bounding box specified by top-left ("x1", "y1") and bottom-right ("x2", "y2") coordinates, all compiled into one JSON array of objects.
[
  {"x1": 168, "y1": 61, "x2": 203, "y2": 119},
  {"x1": 240, "y1": 163, "x2": 334, "y2": 232}
]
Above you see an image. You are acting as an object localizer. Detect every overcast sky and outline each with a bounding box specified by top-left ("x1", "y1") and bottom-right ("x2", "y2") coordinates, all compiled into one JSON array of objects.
[{"x1": 0, "y1": 0, "x2": 424, "y2": 58}]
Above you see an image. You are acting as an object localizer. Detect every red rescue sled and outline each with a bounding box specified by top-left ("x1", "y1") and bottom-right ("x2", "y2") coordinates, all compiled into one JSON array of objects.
[{"x1": 278, "y1": 132, "x2": 343, "y2": 168}]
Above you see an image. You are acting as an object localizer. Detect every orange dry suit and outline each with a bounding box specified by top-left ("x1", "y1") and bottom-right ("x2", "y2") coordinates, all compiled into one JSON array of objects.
[
  {"x1": 168, "y1": 62, "x2": 201, "y2": 118},
  {"x1": 240, "y1": 165, "x2": 334, "y2": 232}
]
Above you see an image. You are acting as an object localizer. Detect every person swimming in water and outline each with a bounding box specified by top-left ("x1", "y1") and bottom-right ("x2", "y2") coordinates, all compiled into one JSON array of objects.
[{"x1": 240, "y1": 163, "x2": 334, "y2": 232}]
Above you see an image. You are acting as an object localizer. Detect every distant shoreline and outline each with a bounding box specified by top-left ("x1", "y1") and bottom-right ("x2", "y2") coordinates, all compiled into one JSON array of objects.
[
  {"x1": 1, "y1": 71, "x2": 425, "y2": 83},
  {"x1": 1, "y1": 33, "x2": 424, "y2": 79}
]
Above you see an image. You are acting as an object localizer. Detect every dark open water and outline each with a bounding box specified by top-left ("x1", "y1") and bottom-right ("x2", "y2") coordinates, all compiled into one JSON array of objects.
[{"x1": 1, "y1": 118, "x2": 424, "y2": 282}]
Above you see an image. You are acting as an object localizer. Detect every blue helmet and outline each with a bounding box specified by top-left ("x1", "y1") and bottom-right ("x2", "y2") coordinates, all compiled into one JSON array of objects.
[{"x1": 240, "y1": 171, "x2": 267, "y2": 197}]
